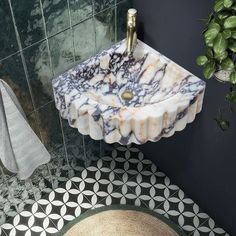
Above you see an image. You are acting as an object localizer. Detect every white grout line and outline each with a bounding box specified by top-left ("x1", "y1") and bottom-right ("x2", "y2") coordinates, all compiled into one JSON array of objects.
[
  {"x1": 0, "y1": 51, "x2": 21, "y2": 63},
  {"x1": 39, "y1": 0, "x2": 54, "y2": 77},
  {"x1": 40, "y1": 0, "x2": 70, "y2": 166},
  {"x1": 92, "y1": 0, "x2": 97, "y2": 54},
  {"x1": 67, "y1": 0, "x2": 76, "y2": 63}
]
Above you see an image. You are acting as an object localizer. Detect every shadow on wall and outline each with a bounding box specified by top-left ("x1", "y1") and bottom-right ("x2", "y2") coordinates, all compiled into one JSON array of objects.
[{"x1": 133, "y1": 0, "x2": 236, "y2": 235}]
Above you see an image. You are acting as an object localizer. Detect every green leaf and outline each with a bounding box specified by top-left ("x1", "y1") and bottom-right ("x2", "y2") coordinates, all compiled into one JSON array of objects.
[
  {"x1": 224, "y1": 16, "x2": 236, "y2": 29},
  {"x1": 208, "y1": 22, "x2": 221, "y2": 31},
  {"x1": 225, "y1": 90, "x2": 236, "y2": 102},
  {"x1": 206, "y1": 39, "x2": 214, "y2": 47},
  {"x1": 204, "y1": 23, "x2": 221, "y2": 41},
  {"x1": 214, "y1": 0, "x2": 224, "y2": 12},
  {"x1": 203, "y1": 61, "x2": 216, "y2": 79},
  {"x1": 222, "y1": 29, "x2": 231, "y2": 38},
  {"x1": 196, "y1": 56, "x2": 208, "y2": 66},
  {"x1": 228, "y1": 40, "x2": 236, "y2": 52},
  {"x1": 230, "y1": 71, "x2": 236, "y2": 83},
  {"x1": 214, "y1": 50, "x2": 228, "y2": 61},
  {"x1": 213, "y1": 33, "x2": 227, "y2": 54},
  {"x1": 221, "y1": 58, "x2": 235, "y2": 71},
  {"x1": 223, "y1": 0, "x2": 233, "y2": 8}
]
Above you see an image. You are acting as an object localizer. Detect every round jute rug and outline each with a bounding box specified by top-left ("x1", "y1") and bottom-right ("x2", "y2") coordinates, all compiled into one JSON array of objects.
[{"x1": 58, "y1": 205, "x2": 186, "y2": 236}]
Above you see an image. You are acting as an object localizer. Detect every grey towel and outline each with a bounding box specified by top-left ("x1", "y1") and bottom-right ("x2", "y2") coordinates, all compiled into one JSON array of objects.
[{"x1": 0, "y1": 79, "x2": 51, "y2": 180}]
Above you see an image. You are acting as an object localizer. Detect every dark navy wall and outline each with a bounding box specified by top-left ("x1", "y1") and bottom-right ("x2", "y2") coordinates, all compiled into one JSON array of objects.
[{"x1": 133, "y1": 0, "x2": 236, "y2": 235}]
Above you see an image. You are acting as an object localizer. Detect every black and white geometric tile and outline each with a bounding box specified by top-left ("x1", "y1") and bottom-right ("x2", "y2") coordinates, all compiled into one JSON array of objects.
[
  {"x1": 0, "y1": 144, "x2": 229, "y2": 236},
  {"x1": 0, "y1": 137, "x2": 110, "y2": 225}
]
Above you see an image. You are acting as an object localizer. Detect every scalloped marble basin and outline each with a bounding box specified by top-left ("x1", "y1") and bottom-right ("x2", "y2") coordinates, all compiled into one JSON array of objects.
[{"x1": 52, "y1": 40, "x2": 205, "y2": 145}]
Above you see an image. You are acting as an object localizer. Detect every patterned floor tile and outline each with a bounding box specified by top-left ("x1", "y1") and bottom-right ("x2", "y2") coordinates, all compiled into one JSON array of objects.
[
  {"x1": 0, "y1": 144, "x2": 229, "y2": 236},
  {"x1": 1, "y1": 202, "x2": 57, "y2": 236},
  {"x1": 91, "y1": 184, "x2": 148, "y2": 209},
  {"x1": 36, "y1": 181, "x2": 92, "y2": 232},
  {"x1": 152, "y1": 190, "x2": 213, "y2": 235},
  {"x1": 122, "y1": 163, "x2": 179, "y2": 210},
  {"x1": 70, "y1": 159, "x2": 126, "y2": 205},
  {"x1": 101, "y1": 147, "x2": 154, "y2": 182},
  {"x1": 191, "y1": 218, "x2": 229, "y2": 236}
]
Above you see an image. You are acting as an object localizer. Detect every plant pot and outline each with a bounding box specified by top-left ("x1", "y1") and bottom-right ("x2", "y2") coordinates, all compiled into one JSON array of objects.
[{"x1": 214, "y1": 70, "x2": 231, "y2": 83}]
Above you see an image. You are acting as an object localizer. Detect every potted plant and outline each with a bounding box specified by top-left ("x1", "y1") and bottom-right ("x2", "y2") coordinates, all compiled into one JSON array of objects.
[{"x1": 197, "y1": 0, "x2": 236, "y2": 130}]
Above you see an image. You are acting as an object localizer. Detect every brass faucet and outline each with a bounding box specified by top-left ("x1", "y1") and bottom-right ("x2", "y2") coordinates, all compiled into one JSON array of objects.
[{"x1": 127, "y1": 9, "x2": 137, "y2": 54}]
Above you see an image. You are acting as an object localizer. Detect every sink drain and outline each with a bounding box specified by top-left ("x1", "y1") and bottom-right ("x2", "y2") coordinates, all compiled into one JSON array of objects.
[{"x1": 121, "y1": 90, "x2": 134, "y2": 101}]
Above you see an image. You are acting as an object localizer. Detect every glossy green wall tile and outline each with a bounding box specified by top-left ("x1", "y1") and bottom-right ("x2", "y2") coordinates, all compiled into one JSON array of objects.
[
  {"x1": 95, "y1": 7, "x2": 115, "y2": 52},
  {"x1": 69, "y1": 0, "x2": 93, "y2": 25},
  {"x1": 94, "y1": 0, "x2": 115, "y2": 13},
  {"x1": 49, "y1": 28, "x2": 75, "y2": 75},
  {"x1": 42, "y1": 0, "x2": 70, "y2": 36},
  {"x1": 0, "y1": 0, "x2": 19, "y2": 59},
  {"x1": 23, "y1": 40, "x2": 53, "y2": 109},
  {"x1": 37, "y1": 101, "x2": 64, "y2": 152},
  {"x1": 73, "y1": 17, "x2": 95, "y2": 62},
  {"x1": 11, "y1": 0, "x2": 45, "y2": 48},
  {"x1": 117, "y1": 0, "x2": 132, "y2": 41}
]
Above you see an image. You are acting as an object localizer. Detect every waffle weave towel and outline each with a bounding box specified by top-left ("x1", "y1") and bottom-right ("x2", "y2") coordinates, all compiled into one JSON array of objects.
[{"x1": 0, "y1": 79, "x2": 50, "y2": 179}]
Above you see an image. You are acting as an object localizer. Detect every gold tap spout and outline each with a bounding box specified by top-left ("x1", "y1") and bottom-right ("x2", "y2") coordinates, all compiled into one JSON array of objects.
[{"x1": 127, "y1": 9, "x2": 137, "y2": 54}]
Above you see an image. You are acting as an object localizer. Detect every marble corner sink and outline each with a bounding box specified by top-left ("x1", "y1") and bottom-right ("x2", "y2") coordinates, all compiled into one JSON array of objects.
[{"x1": 52, "y1": 39, "x2": 205, "y2": 145}]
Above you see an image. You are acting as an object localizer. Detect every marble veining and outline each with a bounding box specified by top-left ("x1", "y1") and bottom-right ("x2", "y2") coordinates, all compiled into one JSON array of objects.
[{"x1": 52, "y1": 40, "x2": 206, "y2": 145}]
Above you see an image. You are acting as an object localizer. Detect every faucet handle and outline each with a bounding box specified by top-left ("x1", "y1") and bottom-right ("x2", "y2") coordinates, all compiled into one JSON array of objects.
[{"x1": 128, "y1": 8, "x2": 137, "y2": 16}]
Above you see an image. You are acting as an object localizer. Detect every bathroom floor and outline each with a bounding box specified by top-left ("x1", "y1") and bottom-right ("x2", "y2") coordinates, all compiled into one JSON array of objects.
[{"x1": 0, "y1": 145, "x2": 229, "y2": 236}]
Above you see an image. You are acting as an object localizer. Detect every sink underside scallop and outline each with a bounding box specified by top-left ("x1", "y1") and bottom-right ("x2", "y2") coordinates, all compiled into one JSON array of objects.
[{"x1": 52, "y1": 40, "x2": 206, "y2": 145}]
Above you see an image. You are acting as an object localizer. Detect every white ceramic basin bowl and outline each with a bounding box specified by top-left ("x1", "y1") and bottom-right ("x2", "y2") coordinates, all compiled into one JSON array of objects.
[{"x1": 52, "y1": 40, "x2": 205, "y2": 145}]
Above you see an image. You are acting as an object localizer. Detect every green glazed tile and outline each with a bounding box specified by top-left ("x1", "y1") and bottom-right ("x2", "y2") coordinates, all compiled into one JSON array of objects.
[
  {"x1": 0, "y1": 0, "x2": 19, "y2": 59},
  {"x1": 117, "y1": 0, "x2": 132, "y2": 41},
  {"x1": 37, "y1": 101, "x2": 64, "y2": 152},
  {"x1": 42, "y1": 0, "x2": 70, "y2": 36},
  {"x1": 93, "y1": 0, "x2": 115, "y2": 13},
  {"x1": 94, "y1": 7, "x2": 115, "y2": 53},
  {"x1": 62, "y1": 119, "x2": 80, "y2": 144},
  {"x1": 69, "y1": 0, "x2": 93, "y2": 25},
  {"x1": 73, "y1": 17, "x2": 95, "y2": 62},
  {"x1": 11, "y1": 0, "x2": 45, "y2": 48},
  {"x1": 23, "y1": 40, "x2": 53, "y2": 109},
  {"x1": 0, "y1": 53, "x2": 34, "y2": 115},
  {"x1": 49, "y1": 28, "x2": 74, "y2": 76}
]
